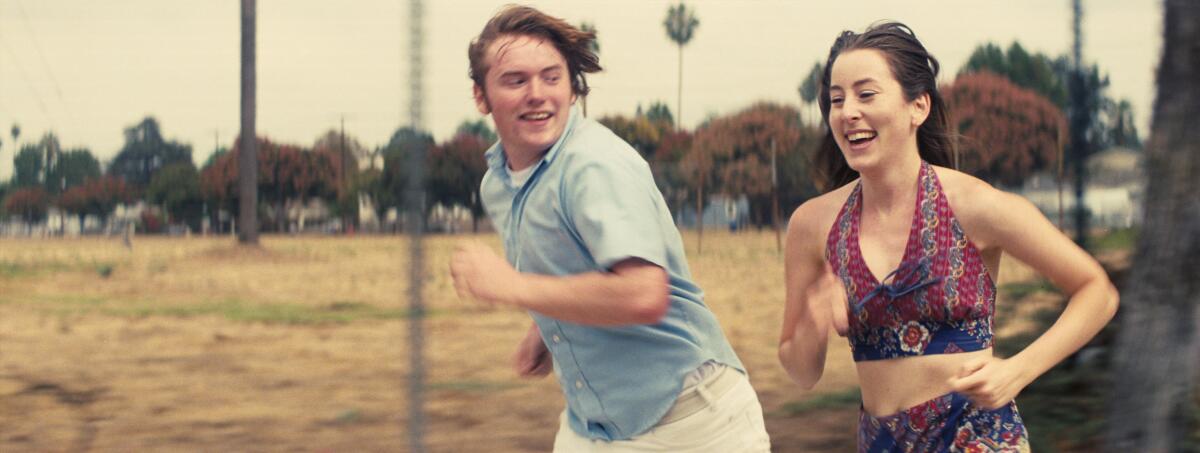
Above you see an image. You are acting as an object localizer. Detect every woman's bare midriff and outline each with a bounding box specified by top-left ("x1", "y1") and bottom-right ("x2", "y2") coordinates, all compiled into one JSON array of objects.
[{"x1": 855, "y1": 348, "x2": 993, "y2": 417}]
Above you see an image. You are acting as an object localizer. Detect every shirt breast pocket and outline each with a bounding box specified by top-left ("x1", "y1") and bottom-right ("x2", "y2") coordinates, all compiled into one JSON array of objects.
[{"x1": 516, "y1": 191, "x2": 595, "y2": 274}]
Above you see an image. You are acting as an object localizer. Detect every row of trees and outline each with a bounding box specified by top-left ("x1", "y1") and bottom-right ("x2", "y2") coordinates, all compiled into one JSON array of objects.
[
  {"x1": 0, "y1": 119, "x2": 181, "y2": 229},
  {"x1": 1, "y1": 33, "x2": 1139, "y2": 237},
  {"x1": 597, "y1": 73, "x2": 1081, "y2": 231},
  {"x1": 0, "y1": 115, "x2": 498, "y2": 234},
  {"x1": 0, "y1": 78, "x2": 1108, "y2": 235}
]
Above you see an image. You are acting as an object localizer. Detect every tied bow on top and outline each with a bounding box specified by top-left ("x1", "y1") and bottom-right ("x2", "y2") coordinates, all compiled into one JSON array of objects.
[{"x1": 854, "y1": 257, "x2": 944, "y2": 310}]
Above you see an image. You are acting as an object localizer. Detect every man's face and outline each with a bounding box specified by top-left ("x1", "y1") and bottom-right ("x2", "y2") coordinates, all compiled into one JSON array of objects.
[{"x1": 474, "y1": 34, "x2": 574, "y2": 167}]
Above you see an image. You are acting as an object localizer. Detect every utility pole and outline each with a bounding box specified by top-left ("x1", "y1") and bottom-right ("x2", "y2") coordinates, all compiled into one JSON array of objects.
[
  {"x1": 771, "y1": 140, "x2": 780, "y2": 253},
  {"x1": 238, "y1": 0, "x2": 259, "y2": 245},
  {"x1": 1068, "y1": 0, "x2": 1089, "y2": 249},
  {"x1": 406, "y1": 0, "x2": 428, "y2": 451},
  {"x1": 341, "y1": 115, "x2": 350, "y2": 233}
]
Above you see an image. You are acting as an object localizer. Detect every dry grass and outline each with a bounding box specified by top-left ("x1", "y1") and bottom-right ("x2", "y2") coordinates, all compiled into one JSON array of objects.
[{"x1": 0, "y1": 231, "x2": 1050, "y2": 452}]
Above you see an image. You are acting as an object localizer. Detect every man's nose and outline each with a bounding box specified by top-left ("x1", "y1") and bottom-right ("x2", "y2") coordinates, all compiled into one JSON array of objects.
[{"x1": 527, "y1": 79, "x2": 545, "y2": 103}]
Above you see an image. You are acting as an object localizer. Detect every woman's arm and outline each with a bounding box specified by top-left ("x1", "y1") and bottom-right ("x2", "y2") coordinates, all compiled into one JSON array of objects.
[
  {"x1": 949, "y1": 182, "x2": 1119, "y2": 408},
  {"x1": 778, "y1": 202, "x2": 849, "y2": 390}
]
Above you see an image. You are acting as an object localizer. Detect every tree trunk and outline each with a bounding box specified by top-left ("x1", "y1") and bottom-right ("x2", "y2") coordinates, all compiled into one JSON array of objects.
[
  {"x1": 1105, "y1": 1, "x2": 1200, "y2": 450},
  {"x1": 237, "y1": 0, "x2": 259, "y2": 245},
  {"x1": 677, "y1": 45, "x2": 683, "y2": 131}
]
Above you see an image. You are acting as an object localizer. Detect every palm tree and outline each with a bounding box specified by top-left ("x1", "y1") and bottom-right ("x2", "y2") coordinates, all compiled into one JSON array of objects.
[
  {"x1": 663, "y1": 3, "x2": 698, "y2": 131},
  {"x1": 664, "y1": 3, "x2": 703, "y2": 251},
  {"x1": 238, "y1": 0, "x2": 259, "y2": 244},
  {"x1": 10, "y1": 124, "x2": 20, "y2": 164},
  {"x1": 580, "y1": 21, "x2": 599, "y2": 56},
  {"x1": 1105, "y1": 1, "x2": 1198, "y2": 451},
  {"x1": 4, "y1": 124, "x2": 16, "y2": 186},
  {"x1": 798, "y1": 61, "x2": 823, "y2": 126}
]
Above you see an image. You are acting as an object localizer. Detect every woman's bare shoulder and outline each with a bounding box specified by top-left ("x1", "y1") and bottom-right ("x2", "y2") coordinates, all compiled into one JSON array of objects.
[
  {"x1": 930, "y1": 166, "x2": 1006, "y2": 213},
  {"x1": 787, "y1": 181, "x2": 857, "y2": 244},
  {"x1": 931, "y1": 165, "x2": 1038, "y2": 248}
]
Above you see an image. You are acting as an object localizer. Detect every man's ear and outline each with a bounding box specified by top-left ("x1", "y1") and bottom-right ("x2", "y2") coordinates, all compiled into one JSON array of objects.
[
  {"x1": 910, "y1": 92, "x2": 931, "y2": 128},
  {"x1": 474, "y1": 84, "x2": 491, "y2": 115}
]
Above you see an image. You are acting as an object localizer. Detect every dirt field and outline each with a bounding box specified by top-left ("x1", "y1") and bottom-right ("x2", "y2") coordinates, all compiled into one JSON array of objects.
[{"x1": 0, "y1": 231, "x2": 1051, "y2": 452}]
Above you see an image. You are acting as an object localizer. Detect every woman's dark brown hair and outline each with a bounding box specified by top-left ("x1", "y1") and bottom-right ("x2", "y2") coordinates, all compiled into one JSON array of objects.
[
  {"x1": 468, "y1": 5, "x2": 601, "y2": 98},
  {"x1": 814, "y1": 21, "x2": 957, "y2": 192}
]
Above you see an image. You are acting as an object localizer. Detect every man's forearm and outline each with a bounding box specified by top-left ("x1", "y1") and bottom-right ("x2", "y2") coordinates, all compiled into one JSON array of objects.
[{"x1": 512, "y1": 263, "x2": 669, "y2": 326}]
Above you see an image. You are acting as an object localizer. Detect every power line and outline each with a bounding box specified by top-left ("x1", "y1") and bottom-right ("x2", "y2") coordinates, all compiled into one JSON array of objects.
[
  {"x1": 15, "y1": 1, "x2": 70, "y2": 119},
  {"x1": 0, "y1": 36, "x2": 52, "y2": 122}
]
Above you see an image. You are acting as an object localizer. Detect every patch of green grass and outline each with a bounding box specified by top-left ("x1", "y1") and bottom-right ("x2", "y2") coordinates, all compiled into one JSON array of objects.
[
  {"x1": 0, "y1": 259, "x2": 120, "y2": 279},
  {"x1": 147, "y1": 260, "x2": 168, "y2": 274},
  {"x1": 1091, "y1": 227, "x2": 1138, "y2": 253},
  {"x1": 999, "y1": 279, "x2": 1060, "y2": 300},
  {"x1": 427, "y1": 379, "x2": 521, "y2": 393},
  {"x1": 330, "y1": 409, "x2": 362, "y2": 425},
  {"x1": 326, "y1": 301, "x2": 372, "y2": 311},
  {"x1": 777, "y1": 387, "x2": 862, "y2": 416},
  {"x1": 995, "y1": 307, "x2": 1063, "y2": 357},
  {"x1": 56, "y1": 295, "x2": 112, "y2": 306},
  {"x1": 103, "y1": 299, "x2": 414, "y2": 325},
  {"x1": 0, "y1": 262, "x2": 28, "y2": 278},
  {"x1": 1016, "y1": 360, "x2": 1111, "y2": 452},
  {"x1": 12, "y1": 294, "x2": 418, "y2": 325},
  {"x1": 0, "y1": 260, "x2": 77, "y2": 279}
]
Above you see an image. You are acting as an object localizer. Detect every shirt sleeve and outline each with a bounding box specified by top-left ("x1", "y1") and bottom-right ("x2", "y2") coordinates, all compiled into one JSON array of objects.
[{"x1": 565, "y1": 158, "x2": 669, "y2": 271}]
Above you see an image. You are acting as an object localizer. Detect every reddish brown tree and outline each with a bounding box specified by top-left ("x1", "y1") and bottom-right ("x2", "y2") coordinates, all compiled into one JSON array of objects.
[
  {"x1": 691, "y1": 102, "x2": 806, "y2": 227},
  {"x1": 4, "y1": 187, "x2": 50, "y2": 223},
  {"x1": 653, "y1": 128, "x2": 694, "y2": 222},
  {"x1": 200, "y1": 147, "x2": 238, "y2": 212},
  {"x1": 598, "y1": 114, "x2": 670, "y2": 159},
  {"x1": 944, "y1": 72, "x2": 1067, "y2": 186},
  {"x1": 428, "y1": 132, "x2": 490, "y2": 232},
  {"x1": 312, "y1": 131, "x2": 361, "y2": 228},
  {"x1": 58, "y1": 176, "x2": 135, "y2": 227},
  {"x1": 200, "y1": 137, "x2": 336, "y2": 232}
]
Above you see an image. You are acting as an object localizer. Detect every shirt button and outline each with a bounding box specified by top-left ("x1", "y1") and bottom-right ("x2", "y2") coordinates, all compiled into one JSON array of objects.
[
  {"x1": 552, "y1": 335, "x2": 561, "y2": 343},
  {"x1": 575, "y1": 380, "x2": 583, "y2": 389}
]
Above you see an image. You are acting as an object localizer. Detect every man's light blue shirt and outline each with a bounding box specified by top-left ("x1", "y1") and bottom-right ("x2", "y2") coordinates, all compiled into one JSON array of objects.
[{"x1": 479, "y1": 107, "x2": 745, "y2": 441}]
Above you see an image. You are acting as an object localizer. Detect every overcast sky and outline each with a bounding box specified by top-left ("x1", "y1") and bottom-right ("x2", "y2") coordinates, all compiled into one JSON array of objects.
[{"x1": 0, "y1": 0, "x2": 1161, "y2": 181}]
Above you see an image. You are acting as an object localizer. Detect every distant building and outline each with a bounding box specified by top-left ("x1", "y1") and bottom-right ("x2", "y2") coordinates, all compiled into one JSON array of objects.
[
  {"x1": 676, "y1": 194, "x2": 751, "y2": 230},
  {"x1": 1012, "y1": 147, "x2": 1144, "y2": 229}
]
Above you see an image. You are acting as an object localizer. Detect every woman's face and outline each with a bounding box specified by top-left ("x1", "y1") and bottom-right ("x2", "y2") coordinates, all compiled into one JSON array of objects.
[{"x1": 827, "y1": 49, "x2": 929, "y2": 172}]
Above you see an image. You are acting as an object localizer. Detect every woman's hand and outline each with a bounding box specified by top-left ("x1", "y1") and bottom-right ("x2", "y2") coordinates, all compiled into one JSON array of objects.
[
  {"x1": 947, "y1": 356, "x2": 1034, "y2": 410},
  {"x1": 809, "y1": 263, "x2": 850, "y2": 337}
]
